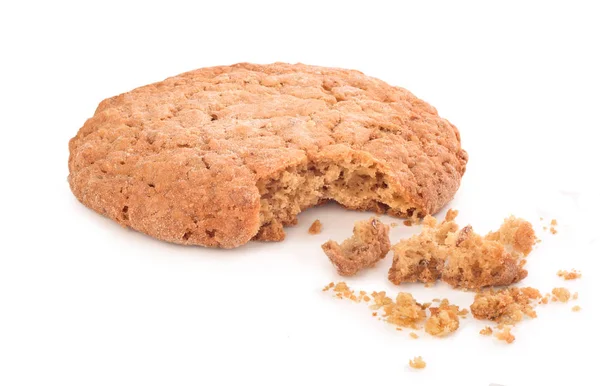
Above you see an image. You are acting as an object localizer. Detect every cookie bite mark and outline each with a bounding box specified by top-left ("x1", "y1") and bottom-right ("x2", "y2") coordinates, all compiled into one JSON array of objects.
[
  {"x1": 253, "y1": 147, "x2": 424, "y2": 241},
  {"x1": 322, "y1": 217, "x2": 390, "y2": 276}
]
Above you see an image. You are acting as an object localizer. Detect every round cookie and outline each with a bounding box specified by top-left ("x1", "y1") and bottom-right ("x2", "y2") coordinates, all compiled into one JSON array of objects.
[{"x1": 69, "y1": 63, "x2": 468, "y2": 248}]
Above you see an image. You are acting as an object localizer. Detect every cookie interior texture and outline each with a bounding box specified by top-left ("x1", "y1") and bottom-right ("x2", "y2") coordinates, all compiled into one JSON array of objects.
[{"x1": 69, "y1": 62, "x2": 468, "y2": 248}]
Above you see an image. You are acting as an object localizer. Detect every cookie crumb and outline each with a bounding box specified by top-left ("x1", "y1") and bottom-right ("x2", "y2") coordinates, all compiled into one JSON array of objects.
[
  {"x1": 322, "y1": 218, "x2": 390, "y2": 276},
  {"x1": 322, "y1": 282, "x2": 335, "y2": 291},
  {"x1": 389, "y1": 210, "x2": 458, "y2": 285},
  {"x1": 389, "y1": 211, "x2": 534, "y2": 289},
  {"x1": 572, "y1": 292, "x2": 579, "y2": 300},
  {"x1": 550, "y1": 227, "x2": 557, "y2": 234},
  {"x1": 403, "y1": 220, "x2": 413, "y2": 227},
  {"x1": 480, "y1": 326, "x2": 493, "y2": 336},
  {"x1": 551, "y1": 287, "x2": 571, "y2": 302},
  {"x1": 390, "y1": 222, "x2": 398, "y2": 228},
  {"x1": 372, "y1": 312, "x2": 377, "y2": 317},
  {"x1": 425, "y1": 299, "x2": 460, "y2": 337},
  {"x1": 557, "y1": 269, "x2": 581, "y2": 280},
  {"x1": 383, "y1": 292, "x2": 427, "y2": 329},
  {"x1": 495, "y1": 326, "x2": 515, "y2": 344},
  {"x1": 471, "y1": 287, "x2": 541, "y2": 325},
  {"x1": 409, "y1": 356, "x2": 426, "y2": 369},
  {"x1": 572, "y1": 305, "x2": 581, "y2": 312},
  {"x1": 551, "y1": 219, "x2": 558, "y2": 226},
  {"x1": 409, "y1": 332, "x2": 419, "y2": 339},
  {"x1": 308, "y1": 220, "x2": 322, "y2": 235}
]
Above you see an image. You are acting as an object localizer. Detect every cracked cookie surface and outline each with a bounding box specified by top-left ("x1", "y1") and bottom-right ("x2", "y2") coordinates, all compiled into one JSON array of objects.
[{"x1": 69, "y1": 62, "x2": 468, "y2": 248}]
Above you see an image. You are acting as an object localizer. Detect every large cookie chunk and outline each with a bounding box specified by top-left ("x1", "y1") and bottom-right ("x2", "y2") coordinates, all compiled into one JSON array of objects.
[{"x1": 68, "y1": 63, "x2": 468, "y2": 248}]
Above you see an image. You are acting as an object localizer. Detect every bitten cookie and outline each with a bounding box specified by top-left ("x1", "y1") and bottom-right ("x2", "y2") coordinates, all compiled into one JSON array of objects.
[{"x1": 69, "y1": 63, "x2": 468, "y2": 248}]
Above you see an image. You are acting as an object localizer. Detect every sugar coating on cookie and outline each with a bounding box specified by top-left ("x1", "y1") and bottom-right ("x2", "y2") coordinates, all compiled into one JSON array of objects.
[
  {"x1": 322, "y1": 218, "x2": 390, "y2": 276},
  {"x1": 68, "y1": 63, "x2": 468, "y2": 248}
]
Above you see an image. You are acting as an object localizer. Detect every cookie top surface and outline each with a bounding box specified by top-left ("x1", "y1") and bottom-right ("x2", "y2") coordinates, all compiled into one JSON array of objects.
[{"x1": 69, "y1": 62, "x2": 467, "y2": 248}]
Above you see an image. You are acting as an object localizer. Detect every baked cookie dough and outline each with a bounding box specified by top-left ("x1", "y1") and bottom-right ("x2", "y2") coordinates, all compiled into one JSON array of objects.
[{"x1": 69, "y1": 63, "x2": 468, "y2": 248}]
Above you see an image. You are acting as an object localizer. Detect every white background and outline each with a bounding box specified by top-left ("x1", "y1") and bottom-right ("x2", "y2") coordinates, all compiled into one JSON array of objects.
[{"x1": 1, "y1": 1, "x2": 599, "y2": 385}]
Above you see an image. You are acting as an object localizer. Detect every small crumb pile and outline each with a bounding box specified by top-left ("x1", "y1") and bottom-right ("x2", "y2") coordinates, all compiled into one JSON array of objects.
[
  {"x1": 321, "y1": 211, "x2": 580, "y2": 350},
  {"x1": 308, "y1": 219, "x2": 322, "y2": 235},
  {"x1": 409, "y1": 356, "x2": 426, "y2": 369},
  {"x1": 470, "y1": 285, "x2": 579, "y2": 343},
  {"x1": 557, "y1": 269, "x2": 581, "y2": 280},
  {"x1": 550, "y1": 219, "x2": 558, "y2": 234},
  {"x1": 425, "y1": 299, "x2": 462, "y2": 337},
  {"x1": 543, "y1": 218, "x2": 558, "y2": 234},
  {"x1": 471, "y1": 287, "x2": 541, "y2": 325},
  {"x1": 551, "y1": 287, "x2": 571, "y2": 303},
  {"x1": 470, "y1": 287, "x2": 543, "y2": 344},
  {"x1": 371, "y1": 291, "x2": 426, "y2": 329},
  {"x1": 388, "y1": 210, "x2": 536, "y2": 290},
  {"x1": 495, "y1": 326, "x2": 516, "y2": 344},
  {"x1": 324, "y1": 282, "x2": 467, "y2": 337},
  {"x1": 321, "y1": 218, "x2": 390, "y2": 276}
]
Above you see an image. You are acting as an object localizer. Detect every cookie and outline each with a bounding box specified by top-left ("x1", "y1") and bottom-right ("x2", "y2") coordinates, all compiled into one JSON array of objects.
[{"x1": 68, "y1": 63, "x2": 468, "y2": 248}]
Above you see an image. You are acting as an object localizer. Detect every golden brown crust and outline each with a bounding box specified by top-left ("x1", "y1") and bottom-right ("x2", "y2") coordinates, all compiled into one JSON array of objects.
[
  {"x1": 322, "y1": 218, "x2": 390, "y2": 276},
  {"x1": 68, "y1": 63, "x2": 468, "y2": 248}
]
